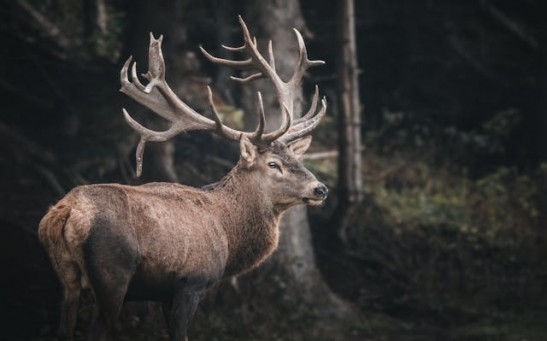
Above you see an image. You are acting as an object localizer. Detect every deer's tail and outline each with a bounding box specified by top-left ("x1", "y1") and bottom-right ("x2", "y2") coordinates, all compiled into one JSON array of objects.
[{"x1": 38, "y1": 203, "x2": 72, "y2": 248}]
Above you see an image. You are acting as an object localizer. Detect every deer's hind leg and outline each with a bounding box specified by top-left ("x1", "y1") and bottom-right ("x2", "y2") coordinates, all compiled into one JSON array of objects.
[
  {"x1": 52, "y1": 257, "x2": 82, "y2": 341},
  {"x1": 83, "y1": 221, "x2": 139, "y2": 341}
]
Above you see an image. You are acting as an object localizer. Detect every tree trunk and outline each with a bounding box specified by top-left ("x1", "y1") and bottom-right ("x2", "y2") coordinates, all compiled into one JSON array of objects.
[
  {"x1": 235, "y1": 0, "x2": 355, "y2": 329},
  {"x1": 335, "y1": 0, "x2": 363, "y2": 243}
]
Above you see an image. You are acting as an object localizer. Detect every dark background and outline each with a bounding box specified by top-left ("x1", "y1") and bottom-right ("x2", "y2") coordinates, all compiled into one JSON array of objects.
[{"x1": 1, "y1": 0, "x2": 546, "y2": 340}]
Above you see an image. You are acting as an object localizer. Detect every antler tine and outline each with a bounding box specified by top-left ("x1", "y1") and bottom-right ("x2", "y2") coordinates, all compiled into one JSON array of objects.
[
  {"x1": 268, "y1": 40, "x2": 276, "y2": 72},
  {"x1": 206, "y1": 86, "x2": 224, "y2": 130},
  {"x1": 289, "y1": 29, "x2": 325, "y2": 88},
  {"x1": 294, "y1": 85, "x2": 319, "y2": 125},
  {"x1": 262, "y1": 104, "x2": 293, "y2": 144},
  {"x1": 207, "y1": 85, "x2": 266, "y2": 144},
  {"x1": 221, "y1": 43, "x2": 246, "y2": 52},
  {"x1": 236, "y1": 16, "x2": 283, "y2": 85},
  {"x1": 230, "y1": 72, "x2": 264, "y2": 83},
  {"x1": 122, "y1": 108, "x2": 184, "y2": 177},
  {"x1": 130, "y1": 60, "x2": 146, "y2": 91},
  {"x1": 250, "y1": 92, "x2": 266, "y2": 141},
  {"x1": 279, "y1": 97, "x2": 327, "y2": 144},
  {"x1": 206, "y1": 85, "x2": 250, "y2": 142},
  {"x1": 200, "y1": 46, "x2": 254, "y2": 69}
]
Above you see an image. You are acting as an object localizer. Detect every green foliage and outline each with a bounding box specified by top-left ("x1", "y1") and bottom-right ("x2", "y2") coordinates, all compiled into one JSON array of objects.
[
  {"x1": 325, "y1": 113, "x2": 547, "y2": 340},
  {"x1": 366, "y1": 161, "x2": 542, "y2": 242}
]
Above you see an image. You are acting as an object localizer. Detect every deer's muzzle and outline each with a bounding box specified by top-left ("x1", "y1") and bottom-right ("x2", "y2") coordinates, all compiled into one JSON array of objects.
[{"x1": 303, "y1": 183, "x2": 328, "y2": 206}]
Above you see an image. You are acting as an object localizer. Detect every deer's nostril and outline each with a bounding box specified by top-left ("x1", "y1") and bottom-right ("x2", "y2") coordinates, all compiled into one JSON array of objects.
[{"x1": 313, "y1": 185, "x2": 328, "y2": 198}]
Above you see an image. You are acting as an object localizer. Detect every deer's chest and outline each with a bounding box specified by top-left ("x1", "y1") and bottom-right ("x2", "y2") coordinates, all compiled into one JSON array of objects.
[{"x1": 224, "y1": 223, "x2": 279, "y2": 276}]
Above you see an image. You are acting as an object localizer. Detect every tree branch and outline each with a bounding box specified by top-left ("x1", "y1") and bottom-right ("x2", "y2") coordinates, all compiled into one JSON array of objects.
[
  {"x1": 481, "y1": 0, "x2": 538, "y2": 49},
  {"x1": 16, "y1": 0, "x2": 72, "y2": 50}
]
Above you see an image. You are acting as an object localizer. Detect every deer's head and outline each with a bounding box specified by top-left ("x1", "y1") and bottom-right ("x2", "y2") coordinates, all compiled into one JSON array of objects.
[
  {"x1": 120, "y1": 16, "x2": 328, "y2": 207},
  {"x1": 238, "y1": 136, "x2": 327, "y2": 209}
]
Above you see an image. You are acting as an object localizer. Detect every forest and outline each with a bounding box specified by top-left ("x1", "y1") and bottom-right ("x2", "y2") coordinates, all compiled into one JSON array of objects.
[{"x1": 1, "y1": 0, "x2": 546, "y2": 340}]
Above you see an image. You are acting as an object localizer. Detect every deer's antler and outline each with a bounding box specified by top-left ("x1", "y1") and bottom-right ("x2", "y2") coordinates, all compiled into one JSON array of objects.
[{"x1": 120, "y1": 16, "x2": 326, "y2": 176}]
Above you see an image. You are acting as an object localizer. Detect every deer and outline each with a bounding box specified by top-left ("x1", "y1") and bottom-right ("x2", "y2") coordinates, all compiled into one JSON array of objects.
[{"x1": 38, "y1": 16, "x2": 328, "y2": 341}]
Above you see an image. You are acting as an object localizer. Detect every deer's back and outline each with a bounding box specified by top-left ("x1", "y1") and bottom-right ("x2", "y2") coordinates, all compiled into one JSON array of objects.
[{"x1": 50, "y1": 183, "x2": 230, "y2": 289}]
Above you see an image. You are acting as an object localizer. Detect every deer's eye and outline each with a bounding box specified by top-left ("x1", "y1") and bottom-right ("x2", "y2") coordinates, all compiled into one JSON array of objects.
[{"x1": 268, "y1": 162, "x2": 282, "y2": 172}]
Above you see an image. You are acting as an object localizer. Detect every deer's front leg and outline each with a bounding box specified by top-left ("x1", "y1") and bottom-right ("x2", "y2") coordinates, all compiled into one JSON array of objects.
[{"x1": 168, "y1": 279, "x2": 206, "y2": 341}]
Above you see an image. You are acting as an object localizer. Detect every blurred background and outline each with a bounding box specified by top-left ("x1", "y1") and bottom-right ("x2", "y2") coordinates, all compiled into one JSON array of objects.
[{"x1": 1, "y1": 0, "x2": 546, "y2": 340}]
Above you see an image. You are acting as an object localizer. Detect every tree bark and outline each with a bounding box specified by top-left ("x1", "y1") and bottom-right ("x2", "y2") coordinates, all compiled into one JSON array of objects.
[
  {"x1": 335, "y1": 0, "x2": 363, "y2": 243},
  {"x1": 236, "y1": 0, "x2": 354, "y2": 326}
]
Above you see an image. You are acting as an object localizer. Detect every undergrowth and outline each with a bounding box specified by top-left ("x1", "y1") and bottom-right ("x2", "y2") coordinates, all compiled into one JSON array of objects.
[{"x1": 311, "y1": 110, "x2": 547, "y2": 340}]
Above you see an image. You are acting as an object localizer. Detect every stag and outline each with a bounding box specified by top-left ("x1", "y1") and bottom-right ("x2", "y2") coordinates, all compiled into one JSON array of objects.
[{"x1": 39, "y1": 17, "x2": 327, "y2": 341}]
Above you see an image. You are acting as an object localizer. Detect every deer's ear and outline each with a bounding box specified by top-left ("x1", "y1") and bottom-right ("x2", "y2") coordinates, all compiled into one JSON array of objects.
[
  {"x1": 240, "y1": 135, "x2": 258, "y2": 168},
  {"x1": 288, "y1": 135, "x2": 312, "y2": 159}
]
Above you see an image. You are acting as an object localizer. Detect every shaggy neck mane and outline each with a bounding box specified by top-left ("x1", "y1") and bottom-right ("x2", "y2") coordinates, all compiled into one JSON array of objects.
[{"x1": 212, "y1": 161, "x2": 281, "y2": 276}]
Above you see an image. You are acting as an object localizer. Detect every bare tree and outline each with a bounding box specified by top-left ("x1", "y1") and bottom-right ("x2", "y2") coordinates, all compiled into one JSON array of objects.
[{"x1": 336, "y1": 0, "x2": 363, "y2": 243}]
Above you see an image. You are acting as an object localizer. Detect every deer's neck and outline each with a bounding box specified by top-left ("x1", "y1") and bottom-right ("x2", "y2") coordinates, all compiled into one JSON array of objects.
[{"x1": 213, "y1": 165, "x2": 281, "y2": 276}]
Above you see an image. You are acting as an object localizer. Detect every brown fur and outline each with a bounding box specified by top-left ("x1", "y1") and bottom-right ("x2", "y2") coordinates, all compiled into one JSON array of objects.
[
  {"x1": 103, "y1": 20, "x2": 329, "y2": 340},
  {"x1": 38, "y1": 204, "x2": 71, "y2": 246},
  {"x1": 39, "y1": 140, "x2": 327, "y2": 340}
]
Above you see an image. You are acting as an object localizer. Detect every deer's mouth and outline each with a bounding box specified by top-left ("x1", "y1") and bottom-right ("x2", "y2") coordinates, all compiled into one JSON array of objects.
[{"x1": 303, "y1": 197, "x2": 325, "y2": 206}]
